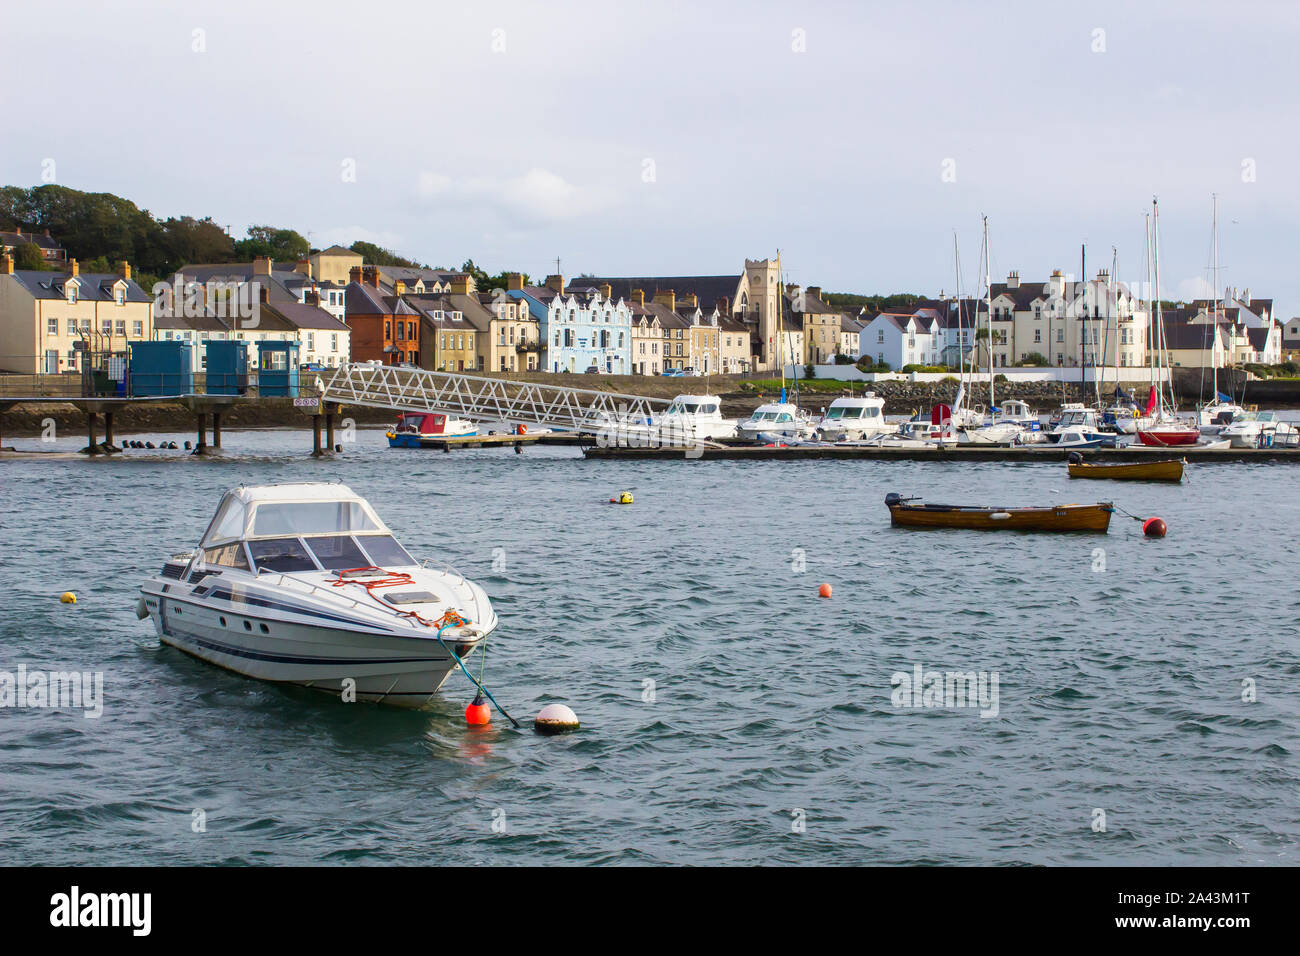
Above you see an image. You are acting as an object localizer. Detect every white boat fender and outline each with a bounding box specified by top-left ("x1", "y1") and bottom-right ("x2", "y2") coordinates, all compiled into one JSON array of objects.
[
  {"x1": 135, "y1": 597, "x2": 149, "y2": 619},
  {"x1": 990, "y1": 512, "x2": 1012, "y2": 520}
]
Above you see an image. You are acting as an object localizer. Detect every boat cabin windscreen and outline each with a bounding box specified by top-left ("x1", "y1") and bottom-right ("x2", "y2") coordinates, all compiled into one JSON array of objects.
[
  {"x1": 244, "y1": 534, "x2": 417, "y2": 574},
  {"x1": 250, "y1": 500, "x2": 381, "y2": 537},
  {"x1": 826, "y1": 406, "x2": 864, "y2": 419}
]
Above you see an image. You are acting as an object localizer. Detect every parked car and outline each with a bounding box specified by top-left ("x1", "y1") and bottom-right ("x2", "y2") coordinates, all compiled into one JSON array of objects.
[
  {"x1": 681, "y1": 367, "x2": 703, "y2": 377},
  {"x1": 661, "y1": 368, "x2": 684, "y2": 377},
  {"x1": 584, "y1": 366, "x2": 600, "y2": 374},
  {"x1": 300, "y1": 362, "x2": 327, "y2": 372}
]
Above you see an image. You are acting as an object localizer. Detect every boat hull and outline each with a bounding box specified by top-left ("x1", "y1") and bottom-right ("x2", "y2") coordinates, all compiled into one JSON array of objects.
[
  {"x1": 887, "y1": 501, "x2": 1112, "y2": 532},
  {"x1": 141, "y1": 587, "x2": 480, "y2": 709},
  {"x1": 1067, "y1": 459, "x2": 1184, "y2": 482},
  {"x1": 1136, "y1": 429, "x2": 1199, "y2": 447}
]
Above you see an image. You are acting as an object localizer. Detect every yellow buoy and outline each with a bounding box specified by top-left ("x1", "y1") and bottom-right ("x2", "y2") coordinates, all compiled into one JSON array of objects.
[
  {"x1": 60, "y1": 592, "x2": 77, "y2": 604},
  {"x1": 618, "y1": 491, "x2": 633, "y2": 505}
]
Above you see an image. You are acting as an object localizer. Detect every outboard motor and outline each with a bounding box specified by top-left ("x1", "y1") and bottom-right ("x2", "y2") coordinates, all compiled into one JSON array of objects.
[
  {"x1": 885, "y1": 492, "x2": 902, "y2": 507},
  {"x1": 1067, "y1": 451, "x2": 1084, "y2": 464}
]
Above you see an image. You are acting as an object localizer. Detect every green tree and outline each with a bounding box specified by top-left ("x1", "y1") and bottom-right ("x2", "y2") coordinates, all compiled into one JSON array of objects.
[
  {"x1": 11, "y1": 241, "x2": 48, "y2": 270},
  {"x1": 349, "y1": 241, "x2": 423, "y2": 268},
  {"x1": 234, "y1": 225, "x2": 309, "y2": 261}
]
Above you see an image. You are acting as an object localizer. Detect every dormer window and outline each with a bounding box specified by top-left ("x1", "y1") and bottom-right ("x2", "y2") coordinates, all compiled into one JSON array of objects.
[
  {"x1": 67, "y1": 285, "x2": 78, "y2": 304},
  {"x1": 115, "y1": 286, "x2": 126, "y2": 306}
]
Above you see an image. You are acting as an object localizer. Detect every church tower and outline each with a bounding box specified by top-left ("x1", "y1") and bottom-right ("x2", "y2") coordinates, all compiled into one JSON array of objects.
[{"x1": 744, "y1": 257, "x2": 781, "y2": 370}]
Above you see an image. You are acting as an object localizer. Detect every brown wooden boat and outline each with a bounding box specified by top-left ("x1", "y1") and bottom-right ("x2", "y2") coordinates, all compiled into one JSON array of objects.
[
  {"x1": 1066, "y1": 455, "x2": 1184, "y2": 482},
  {"x1": 885, "y1": 493, "x2": 1112, "y2": 532}
]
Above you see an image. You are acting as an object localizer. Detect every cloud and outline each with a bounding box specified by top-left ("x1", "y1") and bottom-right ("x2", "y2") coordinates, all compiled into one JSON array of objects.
[{"x1": 416, "y1": 167, "x2": 611, "y2": 223}]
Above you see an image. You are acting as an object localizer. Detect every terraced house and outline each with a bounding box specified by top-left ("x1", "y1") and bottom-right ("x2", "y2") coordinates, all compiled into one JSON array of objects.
[
  {"x1": 508, "y1": 274, "x2": 631, "y2": 374},
  {"x1": 0, "y1": 257, "x2": 152, "y2": 374},
  {"x1": 345, "y1": 266, "x2": 419, "y2": 364}
]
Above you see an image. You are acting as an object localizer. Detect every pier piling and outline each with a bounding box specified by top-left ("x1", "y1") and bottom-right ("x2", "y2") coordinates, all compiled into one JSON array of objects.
[
  {"x1": 212, "y1": 411, "x2": 222, "y2": 449},
  {"x1": 194, "y1": 412, "x2": 208, "y2": 455},
  {"x1": 85, "y1": 411, "x2": 99, "y2": 456}
]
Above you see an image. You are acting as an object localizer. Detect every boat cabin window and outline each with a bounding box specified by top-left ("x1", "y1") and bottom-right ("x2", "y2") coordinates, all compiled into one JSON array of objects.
[
  {"x1": 208, "y1": 496, "x2": 248, "y2": 543},
  {"x1": 248, "y1": 537, "x2": 317, "y2": 573},
  {"x1": 775, "y1": 412, "x2": 793, "y2": 423},
  {"x1": 828, "y1": 406, "x2": 864, "y2": 419},
  {"x1": 203, "y1": 543, "x2": 249, "y2": 570},
  {"x1": 357, "y1": 535, "x2": 417, "y2": 568},
  {"x1": 304, "y1": 535, "x2": 370, "y2": 571},
  {"x1": 251, "y1": 501, "x2": 380, "y2": 537}
]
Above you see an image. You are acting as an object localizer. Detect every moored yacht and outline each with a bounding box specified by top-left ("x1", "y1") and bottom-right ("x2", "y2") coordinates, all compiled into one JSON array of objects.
[
  {"x1": 138, "y1": 483, "x2": 496, "y2": 708},
  {"x1": 1044, "y1": 407, "x2": 1114, "y2": 448},
  {"x1": 648, "y1": 394, "x2": 738, "y2": 441},
  {"x1": 736, "y1": 402, "x2": 816, "y2": 442},
  {"x1": 1221, "y1": 410, "x2": 1299, "y2": 448},
  {"x1": 815, "y1": 393, "x2": 895, "y2": 441}
]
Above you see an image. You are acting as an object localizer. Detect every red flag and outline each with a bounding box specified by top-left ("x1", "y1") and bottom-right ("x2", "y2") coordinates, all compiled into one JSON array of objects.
[{"x1": 1143, "y1": 386, "x2": 1157, "y2": 416}]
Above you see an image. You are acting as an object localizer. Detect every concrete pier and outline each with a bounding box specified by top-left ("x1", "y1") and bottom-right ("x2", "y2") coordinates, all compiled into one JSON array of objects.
[{"x1": 582, "y1": 443, "x2": 1300, "y2": 464}]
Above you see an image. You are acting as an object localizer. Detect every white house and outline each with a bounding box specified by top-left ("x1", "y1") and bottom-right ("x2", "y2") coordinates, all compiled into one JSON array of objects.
[{"x1": 858, "y1": 312, "x2": 942, "y2": 369}]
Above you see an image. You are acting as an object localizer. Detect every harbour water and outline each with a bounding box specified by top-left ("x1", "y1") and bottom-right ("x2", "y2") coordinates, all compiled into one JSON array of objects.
[{"x1": 1, "y1": 427, "x2": 1296, "y2": 865}]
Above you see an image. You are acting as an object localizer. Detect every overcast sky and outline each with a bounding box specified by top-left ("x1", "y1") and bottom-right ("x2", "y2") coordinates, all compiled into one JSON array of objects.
[{"x1": 4, "y1": 0, "x2": 1298, "y2": 310}]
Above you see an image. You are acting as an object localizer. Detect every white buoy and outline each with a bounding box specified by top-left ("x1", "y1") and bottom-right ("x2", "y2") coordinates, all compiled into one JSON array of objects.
[{"x1": 534, "y1": 703, "x2": 579, "y2": 734}]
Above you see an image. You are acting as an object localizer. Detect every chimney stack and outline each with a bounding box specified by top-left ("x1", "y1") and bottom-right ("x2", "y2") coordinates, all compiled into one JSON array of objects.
[
  {"x1": 807, "y1": 286, "x2": 822, "y2": 302},
  {"x1": 682, "y1": 292, "x2": 698, "y2": 308},
  {"x1": 1, "y1": 254, "x2": 12, "y2": 275},
  {"x1": 69, "y1": 258, "x2": 79, "y2": 277},
  {"x1": 294, "y1": 258, "x2": 311, "y2": 276},
  {"x1": 305, "y1": 289, "x2": 320, "y2": 306},
  {"x1": 363, "y1": 266, "x2": 378, "y2": 287},
  {"x1": 349, "y1": 266, "x2": 362, "y2": 285},
  {"x1": 1007, "y1": 271, "x2": 1020, "y2": 290},
  {"x1": 394, "y1": 280, "x2": 407, "y2": 295},
  {"x1": 119, "y1": 261, "x2": 132, "y2": 280},
  {"x1": 653, "y1": 289, "x2": 676, "y2": 312},
  {"x1": 631, "y1": 288, "x2": 645, "y2": 307},
  {"x1": 448, "y1": 274, "x2": 470, "y2": 295},
  {"x1": 545, "y1": 273, "x2": 565, "y2": 294},
  {"x1": 259, "y1": 285, "x2": 270, "y2": 304},
  {"x1": 717, "y1": 295, "x2": 730, "y2": 315},
  {"x1": 253, "y1": 256, "x2": 273, "y2": 276},
  {"x1": 506, "y1": 272, "x2": 524, "y2": 291}
]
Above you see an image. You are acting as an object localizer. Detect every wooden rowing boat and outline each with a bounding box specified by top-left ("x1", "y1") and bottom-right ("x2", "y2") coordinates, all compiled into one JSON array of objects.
[
  {"x1": 884, "y1": 493, "x2": 1112, "y2": 532},
  {"x1": 1066, "y1": 457, "x2": 1184, "y2": 482}
]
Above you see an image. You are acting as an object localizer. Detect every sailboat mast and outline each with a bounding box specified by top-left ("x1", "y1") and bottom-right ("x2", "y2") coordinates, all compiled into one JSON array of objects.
[
  {"x1": 776, "y1": 249, "x2": 786, "y2": 396},
  {"x1": 983, "y1": 216, "x2": 993, "y2": 409},
  {"x1": 1152, "y1": 198, "x2": 1167, "y2": 416},
  {"x1": 1211, "y1": 193, "x2": 1220, "y2": 399}
]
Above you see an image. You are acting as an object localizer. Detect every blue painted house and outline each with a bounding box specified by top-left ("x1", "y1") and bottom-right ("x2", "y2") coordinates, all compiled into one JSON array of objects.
[{"x1": 509, "y1": 275, "x2": 631, "y2": 374}]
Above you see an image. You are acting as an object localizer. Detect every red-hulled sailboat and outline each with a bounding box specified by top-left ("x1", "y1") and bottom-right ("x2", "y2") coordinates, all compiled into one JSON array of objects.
[{"x1": 1135, "y1": 199, "x2": 1201, "y2": 448}]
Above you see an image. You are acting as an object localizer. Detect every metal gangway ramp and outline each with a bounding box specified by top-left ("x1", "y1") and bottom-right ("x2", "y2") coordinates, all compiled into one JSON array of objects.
[{"x1": 319, "y1": 362, "x2": 681, "y2": 437}]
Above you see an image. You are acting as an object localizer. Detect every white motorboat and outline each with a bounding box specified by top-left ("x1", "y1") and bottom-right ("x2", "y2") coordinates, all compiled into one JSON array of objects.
[
  {"x1": 647, "y1": 394, "x2": 738, "y2": 441},
  {"x1": 138, "y1": 483, "x2": 496, "y2": 708},
  {"x1": 736, "y1": 402, "x2": 816, "y2": 442},
  {"x1": 1221, "y1": 410, "x2": 1299, "y2": 449},
  {"x1": 815, "y1": 393, "x2": 896, "y2": 441},
  {"x1": 1196, "y1": 399, "x2": 1249, "y2": 436},
  {"x1": 1044, "y1": 407, "x2": 1114, "y2": 447}
]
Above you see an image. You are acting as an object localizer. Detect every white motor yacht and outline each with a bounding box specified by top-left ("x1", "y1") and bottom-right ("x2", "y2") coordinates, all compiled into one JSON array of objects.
[
  {"x1": 1197, "y1": 399, "x2": 1249, "y2": 436},
  {"x1": 815, "y1": 393, "x2": 896, "y2": 441},
  {"x1": 138, "y1": 483, "x2": 496, "y2": 708},
  {"x1": 736, "y1": 402, "x2": 816, "y2": 442},
  {"x1": 1221, "y1": 410, "x2": 1299, "y2": 449},
  {"x1": 1044, "y1": 407, "x2": 1115, "y2": 448},
  {"x1": 647, "y1": 394, "x2": 738, "y2": 442}
]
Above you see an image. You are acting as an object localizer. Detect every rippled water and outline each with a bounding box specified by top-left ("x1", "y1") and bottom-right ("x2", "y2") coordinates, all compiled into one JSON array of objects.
[{"x1": 1, "y1": 427, "x2": 1296, "y2": 865}]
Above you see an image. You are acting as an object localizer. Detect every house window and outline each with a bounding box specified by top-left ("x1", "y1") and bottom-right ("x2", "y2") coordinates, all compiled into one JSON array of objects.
[
  {"x1": 68, "y1": 286, "x2": 78, "y2": 304},
  {"x1": 1034, "y1": 329, "x2": 1041, "y2": 343},
  {"x1": 877, "y1": 330, "x2": 885, "y2": 344},
  {"x1": 385, "y1": 321, "x2": 391, "y2": 339},
  {"x1": 47, "y1": 318, "x2": 57, "y2": 335},
  {"x1": 1056, "y1": 329, "x2": 1064, "y2": 343},
  {"x1": 101, "y1": 320, "x2": 112, "y2": 333},
  {"x1": 115, "y1": 288, "x2": 126, "y2": 306},
  {"x1": 133, "y1": 320, "x2": 143, "y2": 336},
  {"x1": 331, "y1": 334, "x2": 338, "y2": 351},
  {"x1": 115, "y1": 320, "x2": 125, "y2": 335},
  {"x1": 67, "y1": 319, "x2": 77, "y2": 334}
]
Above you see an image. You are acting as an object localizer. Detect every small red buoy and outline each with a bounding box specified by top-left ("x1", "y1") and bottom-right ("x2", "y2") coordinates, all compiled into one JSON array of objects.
[
  {"x1": 465, "y1": 693, "x2": 491, "y2": 726},
  {"x1": 1142, "y1": 517, "x2": 1167, "y2": 538},
  {"x1": 818, "y1": 583, "x2": 832, "y2": 599}
]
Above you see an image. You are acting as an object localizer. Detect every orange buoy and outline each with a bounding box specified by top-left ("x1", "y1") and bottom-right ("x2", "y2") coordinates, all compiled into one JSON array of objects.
[
  {"x1": 818, "y1": 583, "x2": 832, "y2": 599},
  {"x1": 517, "y1": 423, "x2": 527, "y2": 436},
  {"x1": 465, "y1": 693, "x2": 491, "y2": 726},
  {"x1": 1142, "y1": 517, "x2": 1167, "y2": 538}
]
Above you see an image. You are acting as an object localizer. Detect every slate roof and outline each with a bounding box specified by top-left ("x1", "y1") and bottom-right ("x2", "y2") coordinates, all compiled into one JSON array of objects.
[
  {"x1": 8, "y1": 269, "x2": 150, "y2": 302},
  {"x1": 576, "y1": 275, "x2": 743, "y2": 312},
  {"x1": 1, "y1": 230, "x2": 61, "y2": 250}
]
